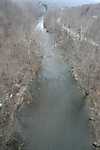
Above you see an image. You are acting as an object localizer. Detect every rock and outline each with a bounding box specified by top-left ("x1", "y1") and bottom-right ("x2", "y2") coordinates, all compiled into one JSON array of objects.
[{"x1": 93, "y1": 142, "x2": 100, "y2": 148}]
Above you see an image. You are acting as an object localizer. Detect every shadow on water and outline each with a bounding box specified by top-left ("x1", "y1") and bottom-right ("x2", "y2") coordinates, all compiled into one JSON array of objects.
[{"x1": 16, "y1": 16, "x2": 90, "y2": 150}]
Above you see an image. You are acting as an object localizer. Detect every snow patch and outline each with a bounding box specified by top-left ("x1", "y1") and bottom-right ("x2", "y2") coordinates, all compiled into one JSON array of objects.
[{"x1": 35, "y1": 17, "x2": 44, "y2": 32}]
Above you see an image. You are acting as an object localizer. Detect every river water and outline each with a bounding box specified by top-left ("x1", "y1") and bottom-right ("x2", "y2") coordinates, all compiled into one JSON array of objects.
[{"x1": 16, "y1": 17, "x2": 90, "y2": 150}]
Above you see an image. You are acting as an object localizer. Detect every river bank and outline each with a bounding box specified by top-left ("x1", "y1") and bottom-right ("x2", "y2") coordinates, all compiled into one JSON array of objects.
[
  {"x1": 0, "y1": 1, "x2": 42, "y2": 149},
  {"x1": 44, "y1": 5, "x2": 100, "y2": 149},
  {"x1": 10, "y1": 15, "x2": 90, "y2": 150},
  {"x1": 0, "y1": 2, "x2": 99, "y2": 149}
]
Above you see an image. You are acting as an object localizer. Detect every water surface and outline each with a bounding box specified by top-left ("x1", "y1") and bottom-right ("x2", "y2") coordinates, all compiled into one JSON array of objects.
[{"x1": 16, "y1": 17, "x2": 90, "y2": 150}]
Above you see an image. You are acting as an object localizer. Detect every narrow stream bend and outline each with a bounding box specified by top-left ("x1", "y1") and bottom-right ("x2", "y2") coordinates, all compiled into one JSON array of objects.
[{"x1": 16, "y1": 17, "x2": 90, "y2": 150}]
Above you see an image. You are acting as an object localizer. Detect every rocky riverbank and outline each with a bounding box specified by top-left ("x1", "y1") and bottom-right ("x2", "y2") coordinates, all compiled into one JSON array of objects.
[
  {"x1": 0, "y1": 0, "x2": 42, "y2": 149},
  {"x1": 0, "y1": 1, "x2": 100, "y2": 149},
  {"x1": 44, "y1": 4, "x2": 100, "y2": 149}
]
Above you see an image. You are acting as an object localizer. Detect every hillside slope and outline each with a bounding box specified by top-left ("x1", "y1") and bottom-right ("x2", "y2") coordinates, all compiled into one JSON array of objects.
[
  {"x1": 0, "y1": 0, "x2": 41, "y2": 149},
  {"x1": 44, "y1": 3, "x2": 100, "y2": 149}
]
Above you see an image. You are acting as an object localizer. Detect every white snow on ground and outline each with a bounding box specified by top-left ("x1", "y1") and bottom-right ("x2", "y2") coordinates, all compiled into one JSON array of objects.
[
  {"x1": 92, "y1": 15, "x2": 98, "y2": 19},
  {"x1": 57, "y1": 18, "x2": 61, "y2": 23},
  {"x1": 35, "y1": 17, "x2": 44, "y2": 32},
  {"x1": 62, "y1": 25, "x2": 99, "y2": 47},
  {"x1": 0, "y1": 103, "x2": 2, "y2": 108},
  {"x1": 36, "y1": 16, "x2": 99, "y2": 47}
]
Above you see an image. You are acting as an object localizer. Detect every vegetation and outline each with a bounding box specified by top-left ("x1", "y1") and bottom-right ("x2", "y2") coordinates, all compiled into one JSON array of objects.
[
  {"x1": 0, "y1": 0, "x2": 41, "y2": 148},
  {"x1": 44, "y1": 3, "x2": 100, "y2": 148}
]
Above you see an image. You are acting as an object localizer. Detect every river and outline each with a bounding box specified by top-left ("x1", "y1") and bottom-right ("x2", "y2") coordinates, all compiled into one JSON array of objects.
[{"x1": 16, "y1": 17, "x2": 90, "y2": 150}]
